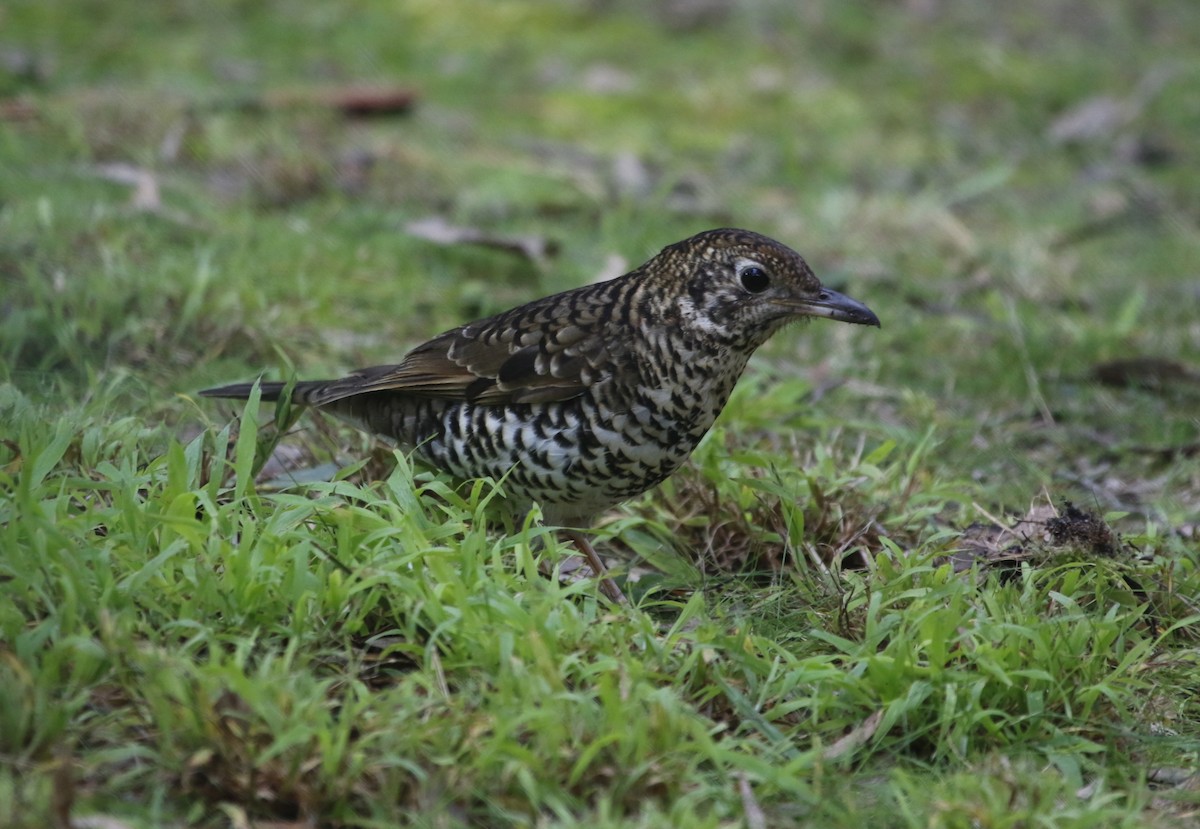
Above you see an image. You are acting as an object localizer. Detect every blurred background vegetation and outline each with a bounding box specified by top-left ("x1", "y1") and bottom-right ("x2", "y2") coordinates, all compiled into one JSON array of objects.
[{"x1": 1, "y1": 1, "x2": 1198, "y2": 826}]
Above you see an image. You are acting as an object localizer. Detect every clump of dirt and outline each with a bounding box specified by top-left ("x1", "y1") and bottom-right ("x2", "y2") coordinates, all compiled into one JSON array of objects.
[
  {"x1": 951, "y1": 499, "x2": 1131, "y2": 573},
  {"x1": 639, "y1": 463, "x2": 889, "y2": 578},
  {"x1": 1045, "y1": 501, "x2": 1121, "y2": 557}
]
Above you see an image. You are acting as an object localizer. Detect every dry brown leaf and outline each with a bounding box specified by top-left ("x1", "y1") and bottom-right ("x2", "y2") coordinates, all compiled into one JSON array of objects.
[
  {"x1": 822, "y1": 709, "x2": 884, "y2": 761},
  {"x1": 74, "y1": 818, "x2": 141, "y2": 829},
  {"x1": 405, "y1": 217, "x2": 559, "y2": 268},
  {"x1": 1092, "y1": 357, "x2": 1200, "y2": 391},
  {"x1": 738, "y1": 773, "x2": 767, "y2": 829},
  {"x1": 93, "y1": 163, "x2": 162, "y2": 210},
  {"x1": 1048, "y1": 95, "x2": 1131, "y2": 144}
]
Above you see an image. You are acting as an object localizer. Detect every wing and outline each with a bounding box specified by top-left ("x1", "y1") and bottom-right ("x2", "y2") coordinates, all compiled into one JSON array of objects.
[{"x1": 301, "y1": 276, "x2": 640, "y2": 407}]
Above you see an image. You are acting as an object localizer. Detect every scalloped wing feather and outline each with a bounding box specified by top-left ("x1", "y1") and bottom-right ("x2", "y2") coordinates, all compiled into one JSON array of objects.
[{"x1": 299, "y1": 284, "x2": 636, "y2": 407}]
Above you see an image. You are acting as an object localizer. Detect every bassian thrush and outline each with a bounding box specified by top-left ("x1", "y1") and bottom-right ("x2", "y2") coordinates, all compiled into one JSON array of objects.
[{"x1": 201, "y1": 228, "x2": 880, "y2": 602}]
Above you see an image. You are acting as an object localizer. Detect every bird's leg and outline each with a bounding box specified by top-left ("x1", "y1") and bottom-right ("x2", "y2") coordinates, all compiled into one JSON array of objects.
[{"x1": 563, "y1": 529, "x2": 627, "y2": 604}]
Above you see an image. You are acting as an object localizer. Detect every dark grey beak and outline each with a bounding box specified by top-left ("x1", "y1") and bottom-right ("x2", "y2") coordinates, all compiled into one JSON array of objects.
[{"x1": 790, "y1": 287, "x2": 881, "y2": 328}]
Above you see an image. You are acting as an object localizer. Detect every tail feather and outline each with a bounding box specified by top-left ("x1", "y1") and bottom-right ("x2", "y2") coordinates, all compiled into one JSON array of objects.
[{"x1": 199, "y1": 380, "x2": 329, "y2": 403}]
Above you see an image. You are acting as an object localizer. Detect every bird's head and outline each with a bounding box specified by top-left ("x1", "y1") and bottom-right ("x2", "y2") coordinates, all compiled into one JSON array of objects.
[{"x1": 651, "y1": 228, "x2": 880, "y2": 349}]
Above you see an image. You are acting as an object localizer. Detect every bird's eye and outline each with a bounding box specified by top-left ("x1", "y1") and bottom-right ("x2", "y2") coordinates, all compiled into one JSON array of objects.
[{"x1": 739, "y1": 266, "x2": 770, "y2": 293}]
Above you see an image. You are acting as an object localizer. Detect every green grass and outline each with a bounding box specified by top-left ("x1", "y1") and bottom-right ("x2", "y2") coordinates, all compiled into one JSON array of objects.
[{"x1": 3, "y1": 0, "x2": 1200, "y2": 826}]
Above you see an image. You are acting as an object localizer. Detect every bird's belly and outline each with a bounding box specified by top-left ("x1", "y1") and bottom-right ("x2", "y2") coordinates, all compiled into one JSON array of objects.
[{"x1": 411, "y1": 396, "x2": 710, "y2": 511}]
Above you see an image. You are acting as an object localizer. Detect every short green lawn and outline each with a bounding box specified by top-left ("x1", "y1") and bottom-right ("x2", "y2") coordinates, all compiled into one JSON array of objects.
[{"x1": 2, "y1": 1, "x2": 1199, "y2": 826}]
